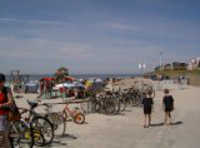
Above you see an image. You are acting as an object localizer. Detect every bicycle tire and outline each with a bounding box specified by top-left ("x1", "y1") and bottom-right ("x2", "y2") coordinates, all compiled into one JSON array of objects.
[
  {"x1": 105, "y1": 100, "x2": 116, "y2": 115},
  {"x1": 47, "y1": 112, "x2": 66, "y2": 136},
  {"x1": 73, "y1": 112, "x2": 85, "y2": 124},
  {"x1": 152, "y1": 88, "x2": 156, "y2": 98},
  {"x1": 120, "y1": 98, "x2": 127, "y2": 112},
  {"x1": 94, "y1": 102, "x2": 102, "y2": 113},
  {"x1": 115, "y1": 98, "x2": 121, "y2": 113},
  {"x1": 9, "y1": 120, "x2": 34, "y2": 148},
  {"x1": 31, "y1": 116, "x2": 54, "y2": 146}
]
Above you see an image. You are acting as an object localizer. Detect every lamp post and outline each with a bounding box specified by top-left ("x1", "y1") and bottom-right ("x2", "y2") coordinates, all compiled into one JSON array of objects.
[{"x1": 160, "y1": 51, "x2": 163, "y2": 71}]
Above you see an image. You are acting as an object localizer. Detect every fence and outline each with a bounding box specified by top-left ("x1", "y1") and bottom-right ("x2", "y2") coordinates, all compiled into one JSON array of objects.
[{"x1": 153, "y1": 79, "x2": 188, "y2": 91}]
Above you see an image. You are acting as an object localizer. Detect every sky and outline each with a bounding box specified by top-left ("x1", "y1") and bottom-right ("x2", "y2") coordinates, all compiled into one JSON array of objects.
[{"x1": 0, "y1": 0, "x2": 200, "y2": 74}]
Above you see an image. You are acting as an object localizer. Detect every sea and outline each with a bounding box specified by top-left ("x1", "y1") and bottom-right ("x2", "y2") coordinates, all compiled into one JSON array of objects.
[{"x1": 6, "y1": 73, "x2": 139, "y2": 82}]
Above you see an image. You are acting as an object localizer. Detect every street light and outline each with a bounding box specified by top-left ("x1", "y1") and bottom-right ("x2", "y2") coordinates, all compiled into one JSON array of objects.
[{"x1": 160, "y1": 51, "x2": 163, "y2": 71}]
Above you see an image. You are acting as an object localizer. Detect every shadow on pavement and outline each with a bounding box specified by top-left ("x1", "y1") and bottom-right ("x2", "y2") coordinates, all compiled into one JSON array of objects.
[
  {"x1": 113, "y1": 113, "x2": 126, "y2": 116},
  {"x1": 83, "y1": 121, "x2": 89, "y2": 124},
  {"x1": 150, "y1": 122, "x2": 164, "y2": 127},
  {"x1": 56, "y1": 133, "x2": 77, "y2": 140},
  {"x1": 150, "y1": 121, "x2": 183, "y2": 127},
  {"x1": 51, "y1": 140, "x2": 68, "y2": 146},
  {"x1": 171, "y1": 121, "x2": 183, "y2": 126}
]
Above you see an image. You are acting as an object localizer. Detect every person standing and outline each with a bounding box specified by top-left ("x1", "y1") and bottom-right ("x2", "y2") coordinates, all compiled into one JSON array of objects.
[
  {"x1": 37, "y1": 79, "x2": 44, "y2": 99},
  {"x1": 163, "y1": 89, "x2": 174, "y2": 125},
  {"x1": 142, "y1": 91, "x2": 154, "y2": 128},
  {"x1": 0, "y1": 73, "x2": 14, "y2": 148}
]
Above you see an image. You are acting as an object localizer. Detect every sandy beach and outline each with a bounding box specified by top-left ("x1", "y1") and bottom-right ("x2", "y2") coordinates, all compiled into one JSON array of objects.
[
  {"x1": 1, "y1": 1, "x2": 200, "y2": 147},
  {"x1": 13, "y1": 82, "x2": 200, "y2": 148}
]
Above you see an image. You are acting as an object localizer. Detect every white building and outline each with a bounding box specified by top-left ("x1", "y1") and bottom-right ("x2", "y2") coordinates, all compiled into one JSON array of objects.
[{"x1": 188, "y1": 57, "x2": 200, "y2": 70}]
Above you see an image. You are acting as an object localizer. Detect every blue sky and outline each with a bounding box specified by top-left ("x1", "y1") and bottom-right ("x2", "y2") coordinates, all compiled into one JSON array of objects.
[{"x1": 0, "y1": 0, "x2": 200, "y2": 74}]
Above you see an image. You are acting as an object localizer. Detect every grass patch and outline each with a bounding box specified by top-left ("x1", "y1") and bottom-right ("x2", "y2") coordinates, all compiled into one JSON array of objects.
[{"x1": 153, "y1": 69, "x2": 200, "y2": 86}]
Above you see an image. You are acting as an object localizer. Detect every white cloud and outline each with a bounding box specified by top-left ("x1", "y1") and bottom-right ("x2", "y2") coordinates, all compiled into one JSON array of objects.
[
  {"x1": 0, "y1": 37, "x2": 93, "y2": 59},
  {"x1": 0, "y1": 16, "x2": 200, "y2": 73},
  {"x1": 105, "y1": 22, "x2": 139, "y2": 32},
  {"x1": 0, "y1": 18, "x2": 67, "y2": 25},
  {"x1": 0, "y1": 36, "x2": 163, "y2": 73}
]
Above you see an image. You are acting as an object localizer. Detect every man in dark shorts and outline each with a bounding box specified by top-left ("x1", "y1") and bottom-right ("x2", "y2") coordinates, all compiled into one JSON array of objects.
[
  {"x1": 163, "y1": 89, "x2": 174, "y2": 125},
  {"x1": 142, "y1": 91, "x2": 154, "y2": 128}
]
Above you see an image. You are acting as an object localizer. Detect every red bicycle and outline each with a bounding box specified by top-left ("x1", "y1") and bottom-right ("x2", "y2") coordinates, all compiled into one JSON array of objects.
[
  {"x1": 63, "y1": 103, "x2": 85, "y2": 124},
  {"x1": 41, "y1": 100, "x2": 86, "y2": 131}
]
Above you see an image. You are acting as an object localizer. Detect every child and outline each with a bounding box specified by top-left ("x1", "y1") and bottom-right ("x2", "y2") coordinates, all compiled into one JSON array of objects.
[
  {"x1": 142, "y1": 91, "x2": 154, "y2": 128},
  {"x1": 163, "y1": 89, "x2": 174, "y2": 125}
]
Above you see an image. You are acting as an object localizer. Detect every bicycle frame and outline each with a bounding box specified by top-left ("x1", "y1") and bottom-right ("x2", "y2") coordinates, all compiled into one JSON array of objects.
[{"x1": 63, "y1": 104, "x2": 79, "y2": 118}]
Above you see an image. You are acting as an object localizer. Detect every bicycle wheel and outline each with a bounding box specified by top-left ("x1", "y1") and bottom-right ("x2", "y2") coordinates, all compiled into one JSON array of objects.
[
  {"x1": 73, "y1": 112, "x2": 85, "y2": 124},
  {"x1": 31, "y1": 127, "x2": 45, "y2": 147},
  {"x1": 105, "y1": 100, "x2": 116, "y2": 115},
  {"x1": 9, "y1": 120, "x2": 34, "y2": 148},
  {"x1": 151, "y1": 88, "x2": 156, "y2": 98},
  {"x1": 94, "y1": 102, "x2": 102, "y2": 113},
  {"x1": 131, "y1": 97, "x2": 137, "y2": 106},
  {"x1": 119, "y1": 98, "x2": 127, "y2": 112},
  {"x1": 115, "y1": 98, "x2": 121, "y2": 114},
  {"x1": 47, "y1": 112, "x2": 66, "y2": 136},
  {"x1": 135, "y1": 94, "x2": 144, "y2": 107},
  {"x1": 31, "y1": 116, "x2": 54, "y2": 146}
]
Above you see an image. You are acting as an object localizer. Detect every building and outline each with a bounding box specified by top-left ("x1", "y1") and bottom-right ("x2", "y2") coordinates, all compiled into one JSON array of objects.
[
  {"x1": 172, "y1": 62, "x2": 188, "y2": 70},
  {"x1": 187, "y1": 57, "x2": 200, "y2": 70},
  {"x1": 164, "y1": 64, "x2": 173, "y2": 70},
  {"x1": 154, "y1": 62, "x2": 188, "y2": 71}
]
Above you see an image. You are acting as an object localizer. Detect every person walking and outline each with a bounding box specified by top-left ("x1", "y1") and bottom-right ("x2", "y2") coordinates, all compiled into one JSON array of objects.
[
  {"x1": 142, "y1": 91, "x2": 154, "y2": 128},
  {"x1": 163, "y1": 89, "x2": 174, "y2": 125},
  {"x1": 0, "y1": 73, "x2": 14, "y2": 148}
]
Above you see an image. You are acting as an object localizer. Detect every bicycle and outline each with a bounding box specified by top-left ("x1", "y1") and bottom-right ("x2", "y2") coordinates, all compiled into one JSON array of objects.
[
  {"x1": 62, "y1": 101, "x2": 85, "y2": 125},
  {"x1": 37, "y1": 99, "x2": 86, "y2": 135},
  {"x1": 39, "y1": 103, "x2": 66, "y2": 136},
  {"x1": 19, "y1": 100, "x2": 54, "y2": 146},
  {"x1": 116, "y1": 88, "x2": 143, "y2": 109},
  {"x1": 9, "y1": 119, "x2": 35, "y2": 148},
  {"x1": 93, "y1": 93, "x2": 116, "y2": 115}
]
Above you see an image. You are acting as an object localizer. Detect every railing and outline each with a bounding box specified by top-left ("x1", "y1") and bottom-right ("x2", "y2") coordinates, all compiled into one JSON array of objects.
[{"x1": 153, "y1": 79, "x2": 189, "y2": 91}]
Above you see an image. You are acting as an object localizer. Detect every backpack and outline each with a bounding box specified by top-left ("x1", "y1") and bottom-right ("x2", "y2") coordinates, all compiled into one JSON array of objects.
[{"x1": 2, "y1": 87, "x2": 21, "y2": 121}]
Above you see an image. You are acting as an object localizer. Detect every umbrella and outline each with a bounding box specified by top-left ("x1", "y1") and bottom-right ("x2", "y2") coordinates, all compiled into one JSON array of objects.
[
  {"x1": 63, "y1": 83, "x2": 75, "y2": 88},
  {"x1": 40, "y1": 77, "x2": 55, "y2": 82},
  {"x1": 73, "y1": 81, "x2": 85, "y2": 88},
  {"x1": 95, "y1": 78, "x2": 103, "y2": 83}
]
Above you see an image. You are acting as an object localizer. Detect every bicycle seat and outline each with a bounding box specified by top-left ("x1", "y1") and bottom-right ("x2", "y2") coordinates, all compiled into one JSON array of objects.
[{"x1": 27, "y1": 100, "x2": 38, "y2": 109}]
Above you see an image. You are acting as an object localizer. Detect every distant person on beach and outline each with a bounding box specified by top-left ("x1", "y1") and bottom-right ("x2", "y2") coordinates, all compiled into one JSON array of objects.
[
  {"x1": 37, "y1": 79, "x2": 44, "y2": 98},
  {"x1": 142, "y1": 91, "x2": 154, "y2": 128},
  {"x1": 163, "y1": 89, "x2": 174, "y2": 125},
  {"x1": 0, "y1": 73, "x2": 14, "y2": 147}
]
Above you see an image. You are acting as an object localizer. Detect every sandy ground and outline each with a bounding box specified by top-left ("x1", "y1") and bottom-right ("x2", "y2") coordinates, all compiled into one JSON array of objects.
[{"x1": 14, "y1": 85, "x2": 200, "y2": 148}]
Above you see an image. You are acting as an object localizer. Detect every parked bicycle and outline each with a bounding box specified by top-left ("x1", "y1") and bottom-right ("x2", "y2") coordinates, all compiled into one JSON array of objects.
[
  {"x1": 91, "y1": 92, "x2": 117, "y2": 115},
  {"x1": 39, "y1": 103, "x2": 66, "y2": 136},
  {"x1": 33, "y1": 99, "x2": 86, "y2": 137},
  {"x1": 90, "y1": 84, "x2": 155, "y2": 115},
  {"x1": 19, "y1": 100, "x2": 54, "y2": 146},
  {"x1": 9, "y1": 119, "x2": 35, "y2": 148},
  {"x1": 63, "y1": 103, "x2": 85, "y2": 124}
]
